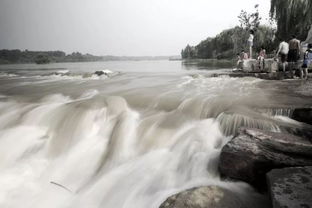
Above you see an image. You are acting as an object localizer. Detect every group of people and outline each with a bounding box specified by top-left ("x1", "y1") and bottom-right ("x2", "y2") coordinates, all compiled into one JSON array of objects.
[
  {"x1": 236, "y1": 30, "x2": 266, "y2": 71},
  {"x1": 276, "y1": 35, "x2": 311, "y2": 79},
  {"x1": 237, "y1": 30, "x2": 312, "y2": 80}
]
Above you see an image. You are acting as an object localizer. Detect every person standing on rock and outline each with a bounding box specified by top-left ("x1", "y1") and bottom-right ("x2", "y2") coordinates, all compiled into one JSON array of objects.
[
  {"x1": 288, "y1": 35, "x2": 301, "y2": 77},
  {"x1": 301, "y1": 43, "x2": 312, "y2": 79},
  {"x1": 248, "y1": 30, "x2": 254, "y2": 59},
  {"x1": 276, "y1": 38, "x2": 289, "y2": 72}
]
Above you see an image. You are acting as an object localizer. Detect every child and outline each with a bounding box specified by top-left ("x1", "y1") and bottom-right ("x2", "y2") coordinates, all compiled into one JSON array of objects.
[
  {"x1": 301, "y1": 43, "x2": 312, "y2": 79},
  {"x1": 257, "y1": 47, "x2": 266, "y2": 71},
  {"x1": 240, "y1": 50, "x2": 248, "y2": 60}
]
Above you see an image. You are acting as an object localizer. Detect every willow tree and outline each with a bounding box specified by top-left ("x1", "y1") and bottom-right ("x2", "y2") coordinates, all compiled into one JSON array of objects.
[{"x1": 270, "y1": 0, "x2": 312, "y2": 41}]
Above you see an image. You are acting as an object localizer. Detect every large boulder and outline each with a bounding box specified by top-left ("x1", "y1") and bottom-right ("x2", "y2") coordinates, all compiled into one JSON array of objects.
[
  {"x1": 94, "y1": 70, "x2": 113, "y2": 76},
  {"x1": 219, "y1": 128, "x2": 312, "y2": 188},
  {"x1": 267, "y1": 166, "x2": 312, "y2": 208},
  {"x1": 239, "y1": 59, "x2": 278, "y2": 73},
  {"x1": 159, "y1": 186, "x2": 247, "y2": 208},
  {"x1": 241, "y1": 59, "x2": 257, "y2": 72},
  {"x1": 291, "y1": 108, "x2": 312, "y2": 126}
]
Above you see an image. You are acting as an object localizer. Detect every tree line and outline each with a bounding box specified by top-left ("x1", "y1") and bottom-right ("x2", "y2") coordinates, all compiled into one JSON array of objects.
[
  {"x1": 0, "y1": 49, "x2": 178, "y2": 64},
  {"x1": 0, "y1": 50, "x2": 103, "y2": 64}
]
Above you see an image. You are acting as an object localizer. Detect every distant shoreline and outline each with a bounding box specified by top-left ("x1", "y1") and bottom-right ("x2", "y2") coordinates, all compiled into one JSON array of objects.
[
  {"x1": 0, "y1": 59, "x2": 180, "y2": 65},
  {"x1": 0, "y1": 49, "x2": 179, "y2": 65}
]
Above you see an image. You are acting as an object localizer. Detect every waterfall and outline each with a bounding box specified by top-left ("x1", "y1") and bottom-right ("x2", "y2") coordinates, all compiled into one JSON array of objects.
[{"x1": 0, "y1": 94, "x2": 268, "y2": 208}]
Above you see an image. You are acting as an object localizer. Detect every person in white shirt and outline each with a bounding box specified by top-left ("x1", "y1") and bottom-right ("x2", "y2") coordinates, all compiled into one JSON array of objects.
[
  {"x1": 248, "y1": 30, "x2": 254, "y2": 59},
  {"x1": 276, "y1": 39, "x2": 289, "y2": 72}
]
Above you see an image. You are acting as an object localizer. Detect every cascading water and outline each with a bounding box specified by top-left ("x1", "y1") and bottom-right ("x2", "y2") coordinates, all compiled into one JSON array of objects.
[{"x1": 0, "y1": 61, "x2": 311, "y2": 208}]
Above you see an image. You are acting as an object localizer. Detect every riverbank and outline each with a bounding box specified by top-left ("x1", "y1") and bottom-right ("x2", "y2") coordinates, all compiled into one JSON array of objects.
[
  {"x1": 183, "y1": 58, "x2": 312, "y2": 80},
  {"x1": 182, "y1": 59, "x2": 235, "y2": 70}
]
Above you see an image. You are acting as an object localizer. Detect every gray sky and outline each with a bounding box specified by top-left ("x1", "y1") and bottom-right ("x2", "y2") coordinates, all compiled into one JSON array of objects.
[{"x1": 0, "y1": 0, "x2": 270, "y2": 56}]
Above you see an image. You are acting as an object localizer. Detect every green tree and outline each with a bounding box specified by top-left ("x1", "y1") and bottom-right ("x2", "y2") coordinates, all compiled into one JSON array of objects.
[
  {"x1": 270, "y1": 0, "x2": 312, "y2": 40},
  {"x1": 238, "y1": 4, "x2": 262, "y2": 30},
  {"x1": 180, "y1": 4, "x2": 277, "y2": 60},
  {"x1": 254, "y1": 25, "x2": 276, "y2": 53},
  {"x1": 35, "y1": 54, "x2": 50, "y2": 64},
  {"x1": 238, "y1": 4, "x2": 262, "y2": 31},
  {"x1": 181, "y1": 45, "x2": 196, "y2": 59}
]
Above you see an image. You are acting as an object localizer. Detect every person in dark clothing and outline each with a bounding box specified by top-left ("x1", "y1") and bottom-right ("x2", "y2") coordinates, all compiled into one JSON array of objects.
[
  {"x1": 301, "y1": 43, "x2": 312, "y2": 79},
  {"x1": 288, "y1": 35, "x2": 301, "y2": 77},
  {"x1": 288, "y1": 35, "x2": 301, "y2": 62}
]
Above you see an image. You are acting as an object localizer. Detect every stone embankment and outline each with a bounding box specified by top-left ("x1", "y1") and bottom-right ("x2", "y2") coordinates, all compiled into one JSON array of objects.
[{"x1": 212, "y1": 59, "x2": 312, "y2": 80}]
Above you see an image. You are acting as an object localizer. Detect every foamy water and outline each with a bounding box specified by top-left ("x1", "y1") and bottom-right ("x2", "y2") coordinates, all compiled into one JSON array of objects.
[{"x1": 0, "y1": 61, "x2": 311, "y2": 208}]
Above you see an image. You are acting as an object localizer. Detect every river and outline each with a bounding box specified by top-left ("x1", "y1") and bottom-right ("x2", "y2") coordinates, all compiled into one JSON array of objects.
[{"x1": 0, "y1": 60, "x2": 311, "y2": 208}]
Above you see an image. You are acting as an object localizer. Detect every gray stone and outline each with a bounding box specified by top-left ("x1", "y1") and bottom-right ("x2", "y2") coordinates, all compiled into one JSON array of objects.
[
  {"x1": 219, "y1": 128, "x2": 312, "y2": 188},
  {"x1": 159, "y1": 186, "x2": 247, "y2": 208},
  {"x1": 267, "y1": 166, "x2": 312, "y2": 208},
  {"x1": 291, "y1": 108, "x2": 312, "y2": 125},
  {"x1": 94, "y1": 71, "x2": 106, "y2": 76},
  {"x1": 235, "y1": 58, "x2": 306, "y2": 78},
  {"x1": 240, "y1": 59, "x2": 278, "y2": 73},
  {"x1": 254, "y1": 72, "x2": 293, "y2": 80},
  {"x1": 241, "y1": 59, "x2": 257, "y2": 72}
]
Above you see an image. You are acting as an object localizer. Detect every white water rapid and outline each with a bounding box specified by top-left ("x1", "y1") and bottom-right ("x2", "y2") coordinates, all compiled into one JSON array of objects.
[{"x1": 0, "y1": 61, "x2": 311, "y2": 208}]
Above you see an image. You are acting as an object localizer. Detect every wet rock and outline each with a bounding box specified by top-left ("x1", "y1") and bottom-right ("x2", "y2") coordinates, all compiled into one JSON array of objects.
[
  {"x1": 231, "y1": 58, "x2": 301, "y2": 80},
  {"x1": 241, "y1": 59, "x2": 257, "y2": 72},
  {"x1": 212, "y1": 72, "x2": 255, "y2": 78},
  {"x1": 219, "y1": 128, "x2": 312, "y2": 189},
  {"x1": 267, "y1": 166, "x2": 312, "y2": 208},
  {"x1": 281, "y1": 125, "x2": 312, "y2": 142},
  {"x1": 52, "y1": 71, "x2": 70, "y2": 76},
  {"x1": 94, "y1": 71, "x2": 106, "y2": 76},
  {"x1": 240, "y1": 59, "x2": 278, "y2": 73},
  {"x1": 213, "y1": 71, "x2": 295, "y2": 80},
  {"x1": 254, "y1": 72, "x2": 293, "y2": 80},
  {"x1": 94, "y1": 70, "x2": 113, "y2": 76},
  {"x1": 291, "y1": 108, "x2": 312, "y2": 125},
  {"x1": 159, "y1": 186, "x2": 247, "y2": 208}
]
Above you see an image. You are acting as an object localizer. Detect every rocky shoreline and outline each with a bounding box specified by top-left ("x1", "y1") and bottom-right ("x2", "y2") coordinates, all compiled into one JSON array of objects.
[
  {"x1": 211, "y1": 59, "x2": 312, "y2": 80},
  {"x1": 159, "y1": 109, "x2": 312, "y2": 208}
]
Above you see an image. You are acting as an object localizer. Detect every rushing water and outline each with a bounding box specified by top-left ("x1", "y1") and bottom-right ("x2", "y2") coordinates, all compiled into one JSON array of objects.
[{"x1": 0, "y1": 60, "x2": 311, "y2": 208}]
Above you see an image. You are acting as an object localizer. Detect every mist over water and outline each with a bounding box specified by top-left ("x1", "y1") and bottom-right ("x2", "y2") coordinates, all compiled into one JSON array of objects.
[{"x1": 0, "y1": 61, "x2": 311, "y2": 208}]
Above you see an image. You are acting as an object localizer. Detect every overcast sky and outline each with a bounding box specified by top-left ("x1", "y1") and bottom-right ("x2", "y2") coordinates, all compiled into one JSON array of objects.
[{"x1": 0, "y1": 0, "x2": 271, "y2": 56}]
